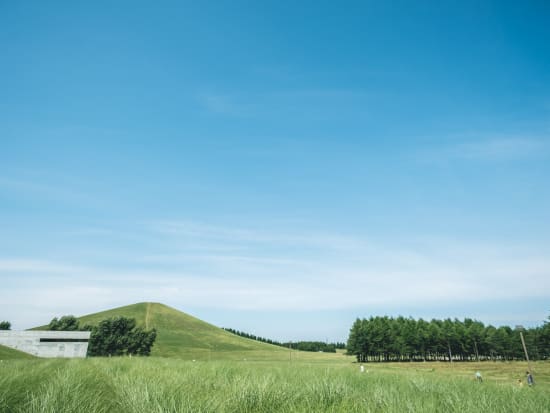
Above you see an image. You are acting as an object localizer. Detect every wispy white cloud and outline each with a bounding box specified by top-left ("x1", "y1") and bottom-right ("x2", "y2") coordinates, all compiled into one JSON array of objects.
[
  {"x1": 0, "y1": 177, "x2": 61, "y2": 196},
  {"x1": 151, "y1": 220, "x2": 366, "y2": 251},
  {"x1": 141, "y1": 253, "x2": 305, "y2": 268},
  {"x1": 0, "y1": 259, "x2": 86, "y2": 274},
  {"x1": 419, "y1": 135, "x2": 549, "y2": 163},
  {"x1": 453, "y1": 137, "x2": 546, "y2": 160},
  {"x1": 0, "y1": 174, "x2": 99, "y2": 207},
  {"x1": 196, "y1": 88, "x2": 371, "y2": 118},
  {"x1": 3, "y1": 252, "x2": 549, "y2": 330},
  {"x1": 2, "y1": 219, "x2": 549, "y2": 330},
  {"x1": 2, "y1": 216, "x2": 549, "y2": 332},
  {"x1": 197, "y1": 93, "x2": 255, "y2": 116}
]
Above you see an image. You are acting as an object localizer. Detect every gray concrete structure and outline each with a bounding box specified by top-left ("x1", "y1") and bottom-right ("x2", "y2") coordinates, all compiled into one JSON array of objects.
[{"x1": 0, "y1": 331, "x2": 91, "y2": 358}]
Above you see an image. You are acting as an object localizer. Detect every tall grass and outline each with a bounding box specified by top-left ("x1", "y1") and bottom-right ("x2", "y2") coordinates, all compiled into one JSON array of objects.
[{"x1": 1, "y1": 358, "x2": 548, "y2": 412}]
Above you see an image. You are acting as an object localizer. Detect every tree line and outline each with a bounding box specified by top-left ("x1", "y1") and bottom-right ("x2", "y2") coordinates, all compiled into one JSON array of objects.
[
  {"x1": 223, "y1": 328, "x2": 282, "y2": 346},
  {"x1": 287, "y1": 341, "x2": 342, "y2": 353},
  {"x1": 48, "y1": 315, "x2": 157, "y2": 356},
  {"x1": 223, "y1": 327, "x2": 345, "y2": 353},
  {"x1": 347, "y1": 315, "x2": 550, "y2": 362}
]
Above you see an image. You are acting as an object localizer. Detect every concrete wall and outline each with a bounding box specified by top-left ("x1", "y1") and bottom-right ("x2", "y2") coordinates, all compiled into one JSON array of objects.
[{"x1": 0, "y1": 331, "x2": 91, "y2": 358}]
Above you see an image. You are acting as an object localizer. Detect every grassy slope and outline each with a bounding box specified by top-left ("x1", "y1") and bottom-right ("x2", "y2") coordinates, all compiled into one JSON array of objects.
[
  {"x1": 0, "y1": 344, "x2": 35, "y2": 360},
  {"x1": 76, "y1": 302, "x2": 291, "y2": 359}
]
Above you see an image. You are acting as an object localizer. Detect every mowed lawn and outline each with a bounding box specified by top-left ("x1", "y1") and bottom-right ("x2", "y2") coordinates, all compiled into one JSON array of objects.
[{"x1": 1, "y1": 355, "x2": 548, "y2": 413}]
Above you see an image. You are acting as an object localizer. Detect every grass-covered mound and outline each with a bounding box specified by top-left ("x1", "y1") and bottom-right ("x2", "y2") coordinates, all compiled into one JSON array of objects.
[
  {"x1": 75, "y1": 302, "x2": 288, "y2": 359},
  {"x1": 0, "y1": 344, "x2": 35, "y2": 360}
]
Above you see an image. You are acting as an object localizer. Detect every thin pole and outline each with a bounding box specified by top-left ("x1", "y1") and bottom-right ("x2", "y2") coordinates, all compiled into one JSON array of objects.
[
  {"x1": 519, "y1": 332, "x2": 533, "y2": 374},
  {"x1": 289, "y1": 341, "x2": 292, "y2": 362}
]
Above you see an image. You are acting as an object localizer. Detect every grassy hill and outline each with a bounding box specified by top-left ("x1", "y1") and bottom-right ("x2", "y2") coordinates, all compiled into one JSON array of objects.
[
  {"x1": 75, "y1": 302, "x2": 290, "y2": 359},
  {"x1": 0, "y1": 344, "x2": 35, "y2": 360}
]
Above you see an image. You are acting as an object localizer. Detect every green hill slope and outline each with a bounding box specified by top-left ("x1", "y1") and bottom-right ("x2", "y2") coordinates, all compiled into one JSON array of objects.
[
  {"x1": 0, "y1": 344, "x2": 36, "y2": 360},
  {"x1": 76, "y1": 302, "x2": 288, "y2": 359}
]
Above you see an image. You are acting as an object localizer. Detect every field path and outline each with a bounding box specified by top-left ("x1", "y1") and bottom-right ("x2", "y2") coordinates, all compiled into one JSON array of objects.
[{"x1": 145, "y1": 302, "x2": 151, "y2": 330}]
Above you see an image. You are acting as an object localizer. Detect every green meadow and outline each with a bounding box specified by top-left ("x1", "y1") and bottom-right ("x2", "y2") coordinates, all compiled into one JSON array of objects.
[
  {"x1": 2, "y1": 303, "x2": 548, "y2": 412},
  {"x1": 1, "y1": 357, "x2": 549, "y2": 413}
]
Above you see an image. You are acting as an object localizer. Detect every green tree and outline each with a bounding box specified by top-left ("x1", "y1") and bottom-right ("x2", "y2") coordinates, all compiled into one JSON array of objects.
[
  {"x1": 346, "y1": 314, "x2": 549, "y2": 362},
  {"x1": 346, "y1": 318, "x2": 364, "y2": 360},
  {"x1": 85, "y1": 316, "x2": 157, "y2": 356},
  {"x1": 537, "y1": 317, "x2": 550, "y2": 359},
  {"x1": 464, "y1": 319, "x2": 485, "y2": 361},
  {"x1": 0, "y1": 321, "x2": 11, "y2": 330},
  {"x1": 538, "y1": 314, "x2": 550, "y2": 359},
  {"x1": 48, "y1": 315, "x2": 80, "y2": 331},
  {"x1": 416, "y1": 318, "x2": 430, "y2": 361}
]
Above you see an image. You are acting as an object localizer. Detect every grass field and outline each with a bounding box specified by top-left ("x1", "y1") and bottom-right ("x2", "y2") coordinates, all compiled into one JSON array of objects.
[
  {"x1": 9, "y1": 303, "x2": 547, "y2": 412},
  {"x1": 1, "y1": 356, "x2": 548, "y2": 413}
]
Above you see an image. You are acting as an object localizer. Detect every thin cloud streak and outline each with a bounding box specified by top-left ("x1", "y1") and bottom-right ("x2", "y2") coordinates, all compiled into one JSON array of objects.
[
  {"x1": 197, "y1": 93, "x2": 256, "y2": 116},
  {"x1": 418, "y1": 135, "x2": 549, "y2": 164},
  {"x1": 2, "y1": 220, "x2": 549, "y2": 330},
  {"x1": 454, "y1": 137, "x2": 547, "y2": 160},
  {"x1": 196, "y1": 88, "x2": 373, "y2": 119},
  {"x1": 0, "y1": 259, "x2": 87, "y2": 274},
  {"x1": 0, "y1": 175, "x2": 101, "y2": 208},
  {"x1": 3, "y1": 261, "x2": 548, "y2": 330},
  {"x1": 2, "y1": 226, "x2": 549, "y2": 329},
  {"x1": 151, "y1": 220, "x2": 367, "y2": 250}
]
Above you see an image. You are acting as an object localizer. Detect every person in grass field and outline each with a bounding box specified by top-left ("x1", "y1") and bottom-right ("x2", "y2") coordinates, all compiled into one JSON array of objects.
[
  {"x1": 475, "y1": 371, "x2": 483, "y2": 382},
  {"x1": 526, "y1": 371, "x2": 534, "y2": 386}
]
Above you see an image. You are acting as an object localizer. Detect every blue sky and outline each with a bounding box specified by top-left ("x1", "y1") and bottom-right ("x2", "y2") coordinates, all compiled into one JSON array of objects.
[{"x1": 1, "y1": 1, "x2": 549, "y2": 341}]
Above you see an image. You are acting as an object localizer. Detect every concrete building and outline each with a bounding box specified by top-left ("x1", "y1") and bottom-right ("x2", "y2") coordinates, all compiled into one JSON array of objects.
[{"x1": 0, "y1": 331, "x2": 91, "y2": 358}]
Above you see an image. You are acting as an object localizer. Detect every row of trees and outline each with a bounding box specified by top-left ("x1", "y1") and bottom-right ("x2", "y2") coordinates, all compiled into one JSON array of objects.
[
  {"x1": 223, "y1": 328, "x2": 282, "y2": 346},
  {"x1": 223, "y1": 327, "x2": 345, "y2": 353},
  {"x1": 284, "y1": 341, "x2": 339, "y2": 353},
  {"x1": 347, "y1": 315, "x2": 550, "y2": 362},
  {"x1": 0, "y1": 321, "x2": 11, "y2": 330},
  {"x1": 48, "y1": 315, "x2": 157, "y2": 356}
]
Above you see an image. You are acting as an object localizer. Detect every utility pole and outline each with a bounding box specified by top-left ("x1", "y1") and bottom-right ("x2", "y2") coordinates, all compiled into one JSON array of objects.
[
  {"x1": 289, "y1": 341, "x2": 292, "y2": 362},
  {"x1": 516, "y1": 325, "x2": 534, "y2": 379},
  {"x1": 520, "y1": 332, "x2": 531, "y2": 368}
]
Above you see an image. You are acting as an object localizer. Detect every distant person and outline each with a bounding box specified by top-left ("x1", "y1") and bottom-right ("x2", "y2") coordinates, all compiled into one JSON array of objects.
[
  {"x1": 360, "y1": 364, "x2": 365, "y2": 373},
  {"x1": 526, "y1": 371, "x2": 534, "y2": 386},
  {"x1": 517, "y1": 379, "x2": 523, "y2": 387},
  {"x1": 475, "y1": 371, "x2": 483, "y2": 382}
]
